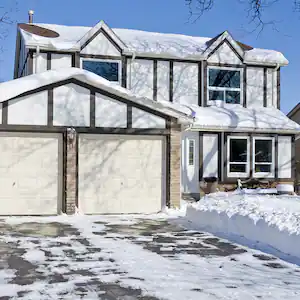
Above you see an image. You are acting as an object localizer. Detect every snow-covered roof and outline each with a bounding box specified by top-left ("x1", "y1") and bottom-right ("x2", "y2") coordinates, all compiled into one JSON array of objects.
[
  {"x1": 0, "y1": 68, "x2": 193, "y2": 124},
  {"x1": 161, "y1": 101, "x2": 300, "y2": 134},
  {"x1": 19, "y1": 22, "x2": 288, "y2": 66}
]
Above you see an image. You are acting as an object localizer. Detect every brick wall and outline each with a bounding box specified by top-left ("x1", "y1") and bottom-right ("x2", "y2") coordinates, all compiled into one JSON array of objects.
[
  {"x1": 169, "y1": 122, "x2": 181, "y2": 208},
  {"x1": 65, "y1": 131, "x2": 77, "y2": 214}
]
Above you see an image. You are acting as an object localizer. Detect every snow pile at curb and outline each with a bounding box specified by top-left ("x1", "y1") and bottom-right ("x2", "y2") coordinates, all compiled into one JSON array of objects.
[{"x1": 186, "y1": 192, "x2": 300, "y2": 260}]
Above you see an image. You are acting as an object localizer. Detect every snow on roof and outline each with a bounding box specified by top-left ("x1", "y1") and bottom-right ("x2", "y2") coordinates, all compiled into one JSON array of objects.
[
  {"x1": 19, "y1": 23, "x2": 288, "y2": 65},
  {"x1": 0, "y1": 68, "x2": 192, "y2": 124},
  {"x1": 160, "y1": 101, "x2": 300, "y2": 134}
]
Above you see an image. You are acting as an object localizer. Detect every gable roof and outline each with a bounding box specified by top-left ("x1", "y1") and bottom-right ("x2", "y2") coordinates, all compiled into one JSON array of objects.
[
  {"x1": 287, "y1": 102, "x2": 300, "y2": 119},
  {"x1": 18, "y1": 23, "x2": 289, "y2": 66},
  {"x1": 0, "y1": 67, "x2": 193, "y2": 124}
]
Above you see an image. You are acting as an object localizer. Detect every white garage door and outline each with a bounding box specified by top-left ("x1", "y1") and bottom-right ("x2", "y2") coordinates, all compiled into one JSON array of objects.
[
  {"x1": 0, "y1": 132, "x2": 62, "y2": 215},
  {"x1": 78, "y1": 134, "x2": 165, "y2": 214}
]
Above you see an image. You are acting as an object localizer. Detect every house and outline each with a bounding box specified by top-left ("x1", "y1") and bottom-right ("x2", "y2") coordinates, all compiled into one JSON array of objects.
[
  {"x1": 1, "y1": 14, "x2": 299, "y2": 215},
  {"x1": 287, "y1": 103, "x2": 300, "y2": 193}
]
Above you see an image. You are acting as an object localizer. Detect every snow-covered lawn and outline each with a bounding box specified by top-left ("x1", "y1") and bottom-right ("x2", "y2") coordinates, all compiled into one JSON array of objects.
[
  {"x1": 186, "y1": 192, "x2": 300, "y2": 263},
  {"x1": 0, "y1": 212, "x2": 299, "y2": 299}
]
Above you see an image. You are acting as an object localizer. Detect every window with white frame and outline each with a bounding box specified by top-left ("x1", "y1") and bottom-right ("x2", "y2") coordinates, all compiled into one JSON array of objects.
[
  {"x1": 82, "y1": 59, "x2": 120, "y2": 82},
  {"x1": 227, "y1": 136, "x2": 249, "y2": 177},
  {"x1": 188, "y1": 139, "x2": 195, "y2": 166},
  {"x1": 253, "y1": 137, "x2": 275, "y2": 177},
  {"x1": 208, "y1": 68, "x2": 241, "y2": 104}
]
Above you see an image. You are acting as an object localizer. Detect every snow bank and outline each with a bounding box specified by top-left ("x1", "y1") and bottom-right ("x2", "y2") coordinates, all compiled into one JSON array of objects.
[{"x1": 185, "y1": 192, "x2": 300, "y2": 260}]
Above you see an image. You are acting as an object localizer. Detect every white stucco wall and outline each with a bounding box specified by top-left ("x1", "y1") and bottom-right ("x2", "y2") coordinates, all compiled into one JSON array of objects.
[
  {"x1": 95, "y1": 93, "x2": 127, "y2": 128},
  {"x1": 157, "y1": 61, "x2": 170, "y2": 102},
  {"x1": 266, "y1": 68, "x2": 278, "y2": 108},
  {"x1": 51, "y1": 54, "x2": 72, "y2": 70},
  {"x1": 173, "y1": 62, "x2": 198, "y2": 105},
  {"x1": 278, "y1": 136, "x2": 292, "y2": 178},
  {"x1": 127, "y1": 59, "x2": 153, "y2": 99},
  {"x1": 181, "y1": 131, "x2": 199, "y2": 193},
  {"x1": 202, "y1": 134, "x2": 219, "y2": 178},
  {"x1": 81, "y1": 31, "x2": 120, "y2": 56},
  {"x1": 53, "y1": 83, "x2": 90, "y2": 126},
  {"x1": 208, "y1": 42, "x2": 242, "y2": 65},
  {"x1": 8, "y1": 91, "x2": 48, "y2": 125},
  {"x1": 132, "y1": 107, "x2": 166, "y2": 128},
  {"x1": 246, "y1": 67, "x2": 264, "y2": 108}
]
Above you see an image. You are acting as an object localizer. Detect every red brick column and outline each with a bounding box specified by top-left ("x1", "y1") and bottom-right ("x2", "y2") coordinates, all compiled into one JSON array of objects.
[
  {"x1": 169, "y1": 123, "x2": 181, "y2": 208},
  {"x1": 65, "y1": 128, "x2": 77, "y2": 214}
]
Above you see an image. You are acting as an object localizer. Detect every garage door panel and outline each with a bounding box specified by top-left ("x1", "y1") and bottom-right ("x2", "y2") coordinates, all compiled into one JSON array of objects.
[
  {"x1": 0, "y1": 133, "x2": 62, "y2": 215},
  {"x1": 79, "y1": 135, "x2": 165, "y2": 214}
]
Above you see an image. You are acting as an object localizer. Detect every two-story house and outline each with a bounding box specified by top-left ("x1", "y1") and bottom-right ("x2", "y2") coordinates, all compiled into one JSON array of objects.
[{"x1": 0, "y1": 17, "x2": 299, "y2": 216}]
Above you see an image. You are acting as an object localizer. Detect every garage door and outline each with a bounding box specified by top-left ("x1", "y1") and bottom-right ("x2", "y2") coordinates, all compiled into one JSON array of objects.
[
  {"x1": 78, "y1": 134, "x2": 165, "y2": 214},
  {"x1": 0, "y1": 132, "x2": 62, "y2": 215}
]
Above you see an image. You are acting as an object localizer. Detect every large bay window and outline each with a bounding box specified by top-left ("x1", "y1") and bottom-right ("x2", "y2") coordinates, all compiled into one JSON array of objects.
[
  {"x1": 227, "y1": 136, "x2": 250, "y2": 177},
  {"x1": 253, "y1": 137, "x2": 275, "y2": 177},
  {"x1": 227, "y1": 136, "x2": 275, "y2": 178},
  {"x1": 82, "y1": 59, "x2": 121, "y2": 83},
  {"x1": 208, "y1": 68, "x2": 241, "y2": 104}
]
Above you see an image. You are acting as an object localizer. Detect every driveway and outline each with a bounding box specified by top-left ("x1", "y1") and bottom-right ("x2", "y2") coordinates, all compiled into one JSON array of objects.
[{"x1": 0, "y1": 215, "x2": 299, "y2": 299}]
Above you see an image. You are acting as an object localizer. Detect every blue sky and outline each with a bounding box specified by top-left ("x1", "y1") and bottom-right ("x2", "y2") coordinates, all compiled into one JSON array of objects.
[{"x1": 1, "y1": 0, "x2": 299, "y2": 113}]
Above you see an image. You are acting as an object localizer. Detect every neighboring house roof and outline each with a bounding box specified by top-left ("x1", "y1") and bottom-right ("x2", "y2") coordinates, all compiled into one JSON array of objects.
[
  {"x1": 18, "y1": 22, "x2": 288, "y2": 66},
  {"x1": 287, "y1": 102, "x2": 300, "y2": 119},
  {"x1": 161, "y1": 101, "x2": 300, "y2": 134},
  {"x1": 0, "y1": 67, "x2": 193, "y2": 124}
]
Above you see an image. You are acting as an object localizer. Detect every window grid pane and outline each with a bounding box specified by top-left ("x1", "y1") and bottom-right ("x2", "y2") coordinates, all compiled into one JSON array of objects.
[
  {"x1": 255, "y1": 164, "x2": 271, "y2": 173},
  {"x1": 188, "y1": 140, "x2": 195, "y2": 166},
  {"x1": 229, "y1": 139, "x2": 248, "y2": 163},
  {"x1": 209, "y1": 69, "x2": 241, "y2": 88},
  {"x1": 254, "y1": 139, "x2": 273, "y2": 163},
  {"x1": 229, "y1": 163, "x2": 246, "y2": 173},
  {"x1": 82, "y1": 60, "x2": 119, "y2": 82}
]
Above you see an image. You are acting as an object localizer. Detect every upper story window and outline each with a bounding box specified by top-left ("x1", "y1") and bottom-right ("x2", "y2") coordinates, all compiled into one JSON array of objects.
[
  {"x1": 82, "y1": 59, "x2": 121, "y2": 82},
  {"x1": 208, "y1": 67, "x2": 241, "y2": 104}
]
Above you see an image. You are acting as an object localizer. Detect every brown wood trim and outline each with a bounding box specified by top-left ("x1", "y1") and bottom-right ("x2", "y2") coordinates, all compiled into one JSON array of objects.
[
  {"x1": 203, "y1": 61, "x2": 208, "y2": 107},
  {"x1": 243, "y1": 65, "x2": 247, "y2": 107},
  {"x1": 47, "y1": 89, "x2": 53, "y2": 126},
  {"x1": 198, "y1": 61, "x2": 202, "y2": 106},
  {"x1": 28, "y1": 50, "x2": 34, "y2": 75},
  {"x1": 80, "y1": 54, "x2": 122, "y2": 60},
  {"x1": 218, "y1": 133, "x2": 222, "y2": 181},
  {"x1": 101, "y1": 28, "x2": 123, "y2": 53},
  {"x1": 34, "y1": 49, "x2": 76, "y2": 55},
  {"x1": 121, "y1": 56, "x2": 127, "y2": 88},
  {"x1": 291, "y1": 135, "x2": 296, "y2": 182},
  {"x1": 90, "y1": 91, "x2": 96, "y2": 128},
  {"x1": 165, "y1": 134, "x2": 171, "y2": 207},
  {"x1": 169, "y1": 61, "x2": 173, "y2": 102},
  {"x1": 62, "y1": 132, "x2": 67, "y2": 213},
  {"x1": 75, "y1": 133, "x2": 79, "y2": 208},
  {"x1": 0, "y1": 125, "x2": 170, "y2": 135},
  {"x1": 277, "y1": 68, "x2": 281, "y2": 110},
  {"x1": 246, "y1": 64, "x2": 276, "y2": 69},
  {"x1": 19, "y1": 51, "x2": 30, "y2": 78},
  {"x1": 207, "y1": 39, "x2": 225, "y2": 59},
  {"x1": 127, "y1": 105, "x2": 132, "y2": 129},
  {"x1": 199, "y1": 133, "x2": 203, "y2": 180},
  {"x1": 124, "y1": 55, "x2": 201, "y2": 64},
  {"x1": 207, "y1": 62, "x2": 244, "y2": 68},
  {"x1": 153, "y1": 60, "x2": 158, "y2": 101},
  {"x1": 274, "y1": 135, "x2": 279, "y2": 179},
  {"x1": 74, "y1": 52, "x2": 80, "y2": 68},
  {"x1": 223, "y1": 132, "x2": 228, "y2": 181},
  {"x1": 224, "y1": 39, "x2": 243, "y2": 62},
  {"x1": 47, "y1": 53, "x2": 51, "y2": 70},
  {"x1": 14, "y1": 30, "x2": 21, "y2": 79},
  {"x1": 80, "y1": 28, "x2": 102, "y2": 51},
  {"x1": 263, "y1": 68, "x2": 267, "y2": 107},
  {"x1": 249, "y1": 133, "x2": 253, "y2": 178},
  {"x1": 2, "y1": 101, "x2": 8, "y2": 125}
]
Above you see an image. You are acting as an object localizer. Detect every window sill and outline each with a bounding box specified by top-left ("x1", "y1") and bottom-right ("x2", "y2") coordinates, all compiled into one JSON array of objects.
[
  {"x1": 227, "y1": 172, "x2": 249, "y2": 178},
  {"x1": 253, "y1": 172, "x2": 275, "y2": 179}
]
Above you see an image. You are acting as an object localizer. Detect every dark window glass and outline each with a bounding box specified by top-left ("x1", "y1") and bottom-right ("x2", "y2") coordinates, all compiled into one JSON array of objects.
[
  {"x1": 229, "y1": 139, "x2": 247, "y2": 162},
  {"x1": 226, "y1": 91, "x2": 240, "y2": 104},
  {"x1": 230, "y1": 164, "x2": 246, "y2": 173},
  {"x1": 255, "y1": 164, "x2": 271, "y2": 173},
  {"x1": 82, "y1": 60, "x2": 119, "y2": 81},
  {"x1": 209, "y1": 90, "x2": 224, "y2": 101},
  {"x1": 188, "y1": 140, "x2": 194, "y2": 166},
  {"x1": 255, "y1": 140, "x2": 272, "y2": 163},
  {"x1": 209, "y1": 69, "x2": 240, "y2": 88}
]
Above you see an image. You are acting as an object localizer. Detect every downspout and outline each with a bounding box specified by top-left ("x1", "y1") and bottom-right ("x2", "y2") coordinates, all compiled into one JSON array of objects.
[
  {"x1": 129, "y1": 51, "x2": 136, "y2": 89},
  {"x1": 35, "y1": 45, "x2": 40, "y2": 74}
]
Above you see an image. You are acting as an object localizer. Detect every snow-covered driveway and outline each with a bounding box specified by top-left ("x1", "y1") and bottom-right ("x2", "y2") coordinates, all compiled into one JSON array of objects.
[{"x1": 0, "y1": 214, "x2": 300, "y2": 300}]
